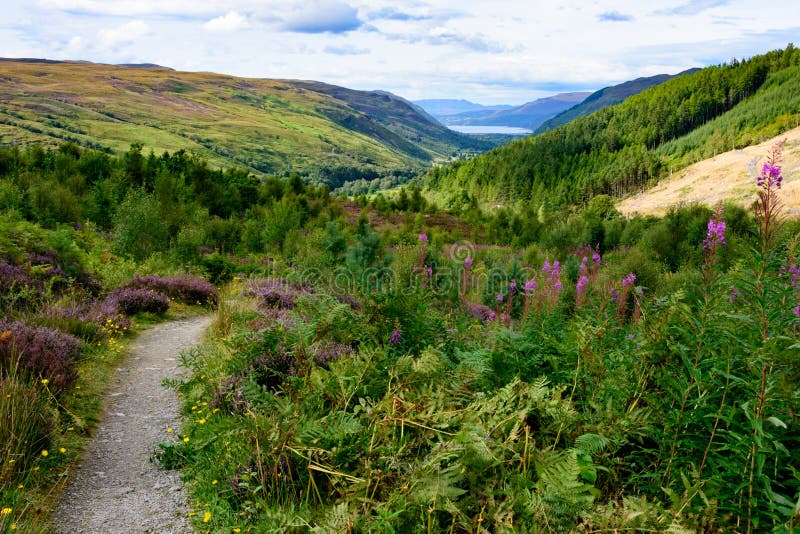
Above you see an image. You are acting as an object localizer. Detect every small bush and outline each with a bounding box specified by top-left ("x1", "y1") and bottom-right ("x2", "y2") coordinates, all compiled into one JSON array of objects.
[
  {"x1": 0, "y1": 321, "x2": 81, "y2": 394},
  {"x1": 122, "y1": 275, "x2": 219, "y2": 306},
  {"x1": 104, "y1": 287, "x2": 170, "y2": 316}
]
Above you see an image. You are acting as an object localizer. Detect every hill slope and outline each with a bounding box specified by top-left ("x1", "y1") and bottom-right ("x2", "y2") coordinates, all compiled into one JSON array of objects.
[
  {"x1": 441, "y1": 92, "x2": 591, "y2": 130},
  {"x1": 0, "y1": 59, "x2": 488, "y2": 178},
  {"x1": 535, "y1": 70, "x2": 699, "y2": 133},
  {"x1": 618, "y1": 127, "x2": 800, "y2": 216},
  {"x1": 425, "y1": 45, "x2": 800, "y2": 208}
]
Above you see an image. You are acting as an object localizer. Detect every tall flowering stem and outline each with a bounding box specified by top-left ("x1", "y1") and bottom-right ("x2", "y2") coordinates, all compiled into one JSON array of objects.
[
  {"x1": 701, "y1": 205, "x2": 727, "y2": 286},
  {"x1": 460, "y1": 256, "x2": 472, "y2": 300},
  {"x1": 753, "y1": 140, "x2": 786, "y2": 255}
]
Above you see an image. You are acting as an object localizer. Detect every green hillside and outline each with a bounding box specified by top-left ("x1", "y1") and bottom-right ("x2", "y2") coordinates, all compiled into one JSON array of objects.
[
  {"x1": 426, "y1": 45, "x2": 800, "y2": 208},
  {"x1": 0, "y1": 59, "x2": 489, "y2": 184},
  {"x1": 534, "y1": 70, "x2": 698, "y2": 134}
]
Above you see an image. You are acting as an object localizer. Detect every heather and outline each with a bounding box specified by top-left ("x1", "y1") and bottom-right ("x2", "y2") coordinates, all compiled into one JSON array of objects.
[
  {"x1": 121, "y1": 275, "x2": 219, "y2": 307},
  {"x1": 0, "y1": 321, "x2": 81, "y2": 395},
  {"x1": 103, "y1": 287, "x2": 170, "y2": 316}
]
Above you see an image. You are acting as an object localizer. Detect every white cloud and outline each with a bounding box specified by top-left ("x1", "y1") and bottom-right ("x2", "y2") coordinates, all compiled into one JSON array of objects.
[
  {"x1": 97, "y1": 20, "x2": 149, "y2": 49},
  {"x1": 282, "y1": 1, "x2": 361, "y2": 33},
  {"x1": 203, "y1": 11, "x2": 250, "y2": 32}
]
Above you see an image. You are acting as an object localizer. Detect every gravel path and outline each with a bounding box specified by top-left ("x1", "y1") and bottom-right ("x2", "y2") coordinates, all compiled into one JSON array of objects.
[{"x1": 55, "y1": 315, "x2": 211, "y2": 534}]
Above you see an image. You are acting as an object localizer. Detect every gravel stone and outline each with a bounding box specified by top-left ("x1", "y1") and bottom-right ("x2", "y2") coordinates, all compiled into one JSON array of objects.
[{"x1": 55, "y1": 316, "x2": 210, "y2": 534}]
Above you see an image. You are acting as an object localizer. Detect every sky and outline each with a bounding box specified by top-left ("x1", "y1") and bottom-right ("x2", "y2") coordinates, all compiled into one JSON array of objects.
[{"x1": 1, "y1": 1, "x2": 798, "y2": 105}]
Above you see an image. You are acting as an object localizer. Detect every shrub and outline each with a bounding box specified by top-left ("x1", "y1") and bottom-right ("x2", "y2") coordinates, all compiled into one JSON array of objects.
[
  {"x1": 0, "y1": 321, "x2": 81, "y2": 394},
  {"x1": 104, "y1": 288, "x2": 170, "y2": 316},
  {"x1": 121, "y1": 275, "x2": 219, "y2": 306}
]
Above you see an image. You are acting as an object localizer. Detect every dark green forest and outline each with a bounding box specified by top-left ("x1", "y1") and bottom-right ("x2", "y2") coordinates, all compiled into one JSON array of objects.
[{"x1": 427, "y1": 45, "x2": 800, "y2": 208}]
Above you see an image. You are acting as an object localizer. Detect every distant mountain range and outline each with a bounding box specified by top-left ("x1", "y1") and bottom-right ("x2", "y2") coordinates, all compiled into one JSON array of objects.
[
  {"x1": 416, "y1": 92, "x2": 591, "y2": 132},
  {"x1": 535, "y1": 69, "x2": 701, "y2": 133},
  {"x1": 412, "y1": 99, "x2": 513, "y2": 117}
]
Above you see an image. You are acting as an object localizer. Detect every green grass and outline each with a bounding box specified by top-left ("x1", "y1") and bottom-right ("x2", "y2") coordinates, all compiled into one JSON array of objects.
[{"x1": 0, "y1": 61, "x2": 485, "y2": 177}]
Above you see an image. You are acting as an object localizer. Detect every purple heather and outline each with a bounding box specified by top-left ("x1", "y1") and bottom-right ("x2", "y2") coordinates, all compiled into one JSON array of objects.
[
  {"x1": 389, "y1": 329, "x2": 402, "y2": 345},
  {"x1": 464, "y1": 256, "x2": 472, "y2": 269}
]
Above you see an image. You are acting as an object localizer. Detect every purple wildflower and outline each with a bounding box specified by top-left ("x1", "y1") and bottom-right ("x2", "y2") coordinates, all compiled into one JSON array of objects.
[
  {"x1": 419, "y1": 232, "x2": 428, "y2": 243},
  {"x1": 509, "y1": 280, "x2": 517, "y2": 294},
  {"x1": 757, "y1": 163, "x2": 783, "y2": 189},
  {"x1": 389, "y1": 329, "x2": 402, "y2": 345},
  {"x1": 611, "y1": 289, "x2": 619, "y2": 302},
  {"x1": 464, "y1": 256, "x2": 472, "y2": 269},
  {"x1": 627, "y1": 333, "x2": 635, "y2": 340},
  {"x1": 524, "y1": 279, "x2": 538, "y2": 292},
  {"x1": 729, "y1": 287, "x2": 740, "y2": 304},
  {"x1": 487, "y1": 311, "x2": 496, "y2": 322},
  {"x1": 787, "y1": 264, "x2": 799, "y2": 290},
  {"x1": 579, "y1": 256, "x2": 588, "y2": 274},
  {"x1": 702, "y1": 218, "x2": 727, "y2": 251},
  {"x1": 794, "y1": 305, "x2": 800, "y2": 318},
  {"x1": 496, "y1": 292, "x2": 504, "y2": 303},
  {"x1": 592, "y1": 252, "x2": 601, "y2": 265},
  {"x1": 542, "y1": 260, "x2": 551, "y2": 273},
  {"x1": 576, "y1": 275, "x2": 589, "y2": 293},
  {"x1": 622, "y1": 273, "x2": 636, "y2": 288},
  {"x1": 553, "y1": 280, "x2": 563, "y2": 292}
]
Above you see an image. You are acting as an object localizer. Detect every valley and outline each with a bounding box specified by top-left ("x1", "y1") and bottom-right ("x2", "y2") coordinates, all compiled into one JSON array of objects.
[{"x1": 1, "y1": 35, "x2": 799, "y2": 534}]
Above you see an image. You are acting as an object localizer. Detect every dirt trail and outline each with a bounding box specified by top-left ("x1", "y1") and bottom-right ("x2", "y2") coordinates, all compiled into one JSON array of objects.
[{"x1": 55, "y1": 315, "x2": 211, "y2": 534}]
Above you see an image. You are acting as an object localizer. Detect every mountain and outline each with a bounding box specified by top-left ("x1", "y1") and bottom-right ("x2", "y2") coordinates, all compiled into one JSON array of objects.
[
  {"x1": 535, "y1": 69, "x2": 700, "y2": 133},
  {"x1": 413, "y1": 99, "x2": 513, "y2": 119},
  {"x1": 441, "y1": 92, "x2": 592, "y2": 130},
  {"x1": 425, "y1": 46, "x2": 800, "y2": 208},
  {"x1": 0, "y1": 59, "x2": 490, "y2": 178}
]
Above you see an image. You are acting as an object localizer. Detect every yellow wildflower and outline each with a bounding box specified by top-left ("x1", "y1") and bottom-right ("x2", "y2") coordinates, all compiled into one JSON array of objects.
[
  {"x1": 1, "y1": 507, "x2": 12, "y2": 515},
  {"x1": 60, "y1": 448, "x2": 66, "y2": 453},
  {"x1": 197, "y1": 418, "x2": 206, "y2": 425},
  {"x1": 40, "y1": 378, "x2": 49, "y2": 385},
  {"x1": 211, "y1": 480, "x2": 217, "y2": 485},
  {"x1": 10, "y1": 524, "x2": 17, "y2": 530},
  {"x1": 41, "y1": 450, "x2": 48, "y2": 457},
  {"x1": 166, "y1": 427, "x2": 173, "y2": 433},
  {"x1": 233, "y1": 529, "x2": 241, "y2": 533},
  {"x1": 183, "y1": 436, "x2": 189, "y2": 443},
  {"x1": 203, "y1": 511, "x2": 211, "y2": 523}
]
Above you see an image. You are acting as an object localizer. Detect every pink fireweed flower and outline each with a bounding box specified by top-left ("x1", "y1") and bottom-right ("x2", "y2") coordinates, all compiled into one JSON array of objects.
[
  {"x1": 419, "y1": 232, "x2": 428, "y2": 243},
  {"x1": 542, "y1": 260, "x2": 551, "y2": 273},
  {"x1": 524, "y1": 279, "x2": 537, "y2": 293},
  {"x1": 509, "y1": 280, "x2": 517, "y2": 294},
  {"x1": 757, "y1": 163, "x2": 783, "y2": 189},
  {"x1": 579, "y1": 256, "x2": 588, "y2": 273},
  {"x1": 794, "y1": 305, "x2": 800, "y2": 318},
  {"x1": 496, "y1": 292, "x2": 504, "y2": 302},
  {"x1": 488, "y1": 311, "x2": 496, "y2": 322},
  {"x1": 702, "y1": 218, "x2": 726, "y2": 251},
  {"x1": 592, "y1": 252, "x2": 601, "y2": 265},
  {"x1": 464, "y1": 256, "x2": 472, "y2": 269},
  {"x1": 576, "y1": 275, "x2": 589, "y2": 293},
  {"x1": 622, "y1": 273, "x2": 636, "y2": 288},
  {"x1": 553, "y1": 280, "x2": 563, "y2": 291},
  {"x1": 787, "y1": 264, "x2": 799, "y2": 290}
]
